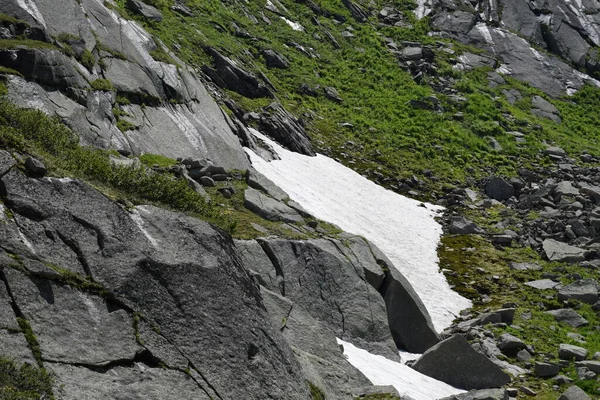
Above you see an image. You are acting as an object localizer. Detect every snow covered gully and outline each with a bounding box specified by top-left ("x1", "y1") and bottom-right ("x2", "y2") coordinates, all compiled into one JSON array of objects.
[{"x1": 246, "y1": 130, "x2": 471, "y2": 399}]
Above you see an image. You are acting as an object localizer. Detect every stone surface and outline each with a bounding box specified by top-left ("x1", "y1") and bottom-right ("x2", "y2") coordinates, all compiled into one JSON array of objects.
[
  {"x1": 485, "y1": 177, "x2": 515, "y2": 201},
  {"x1": 126, "y1": 0, "x2": 163, "y2": 21},
  {"x1": 524, "y1": 279, "x2": 559, "y2": 290},
  {"x1": 247, "y1": 168, "x2": 289, "y2": 201},
  {"x1": 559, "y1": 344, "x2": 588, "y2": 361},
  {"x1": 534, "y1": 362, "x2": 560, "y2": 377},
  {"x1": 439, "y1": 388, "x2": 509, "y2": 400},
  {"x1": 412, "y1": 335, "x2": 511, "y2": 390},
  {"x1": 244, "y1": 187, "x2": 304, "y2": 223},
  {"x1": 496, "y1": 333, "x2": 526, "y2": 354},
  {"x1": 558, "y1": 385, "x2": 592, "y2": 400},
  {"x1": 546, "y1": 309, "x2": 589, "y2": 328},
  {"x1": 558, "y1": 279, "x2": 599, "y2": 304},
  {"x1": 543, "y1": 239, "x2": 586, "y2": 263},
  {"x1": 449, "y1": 216, "x2": 482, "y2": 234}
]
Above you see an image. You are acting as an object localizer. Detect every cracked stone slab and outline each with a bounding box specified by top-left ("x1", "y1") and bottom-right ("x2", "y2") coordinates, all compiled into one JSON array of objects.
[
  {"x1": 49, "y1": 362, "x2": 211, "y2": 400},
  {"x1": 244, "y1": 187, "x2": 304, "y2": 223},
  {"x1": 0, "y1": 330, "x2": 36, "y2": 365},
  {"x1": 4, "y1": 268, "x2": 141, "y2": 365}
]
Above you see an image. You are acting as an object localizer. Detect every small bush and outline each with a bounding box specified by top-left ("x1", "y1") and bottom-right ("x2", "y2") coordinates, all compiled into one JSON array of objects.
[
  {"x1": 90, "y1": 78, "x2": 114, "y2": 91},
  {"x1": 0, "y1": 356, "x2": 54, "y2": 400},
  {"x1": 80, "y1": 49, "x2": 96, "y2": 70}
]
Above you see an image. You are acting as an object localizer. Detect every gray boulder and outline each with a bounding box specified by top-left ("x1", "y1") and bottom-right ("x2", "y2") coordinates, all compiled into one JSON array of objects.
[
  {"x1": 546, "y1": 309, "x2": 589, "y2": 328},
  {"x1": 257, "y1": 102, "x2": 315, "y2": 156},
  {"x1": 559, "y1": 344, "x2": 589, "y2": 361},
  {"x1": 262, "y1": 49, "x2": 289, "y2": 69},
  {"x1": 531, "y1": 96, "x2": 561, "y2": 123},
  {"x1": 525, "y1": 279, "x2": 560, "y2": 290},
  {"x1": 247, "y1": 168, "x2": 289, "y2": 201},
  {"x1": 485, "y1": 177, "x2": 515, "y2": 201},
  {"x1": 534, "y1": 362, "x2": 560, "y2": 377},
  {"x1": 543, "y1": 239, "x2": 586, "y2": 263},
  {"x1": 575, "y1": 361, "x2": 600, "y2": 374},
  {"x1": 496, "y1": 333, "x2": 526, "y2": 354},
  {"x1": 558, "y1": 279, "x2": 599, "y2": 304},
  {"x1": 24, "y1": 157, "x2": 47, "y2": 178},
  {"x1": 412, "y1": 335, "x2": 511, "y2": 390},
  {"x1": 449, "y1": 216, "x2": 482, "y2": 234},
  {"x1": 558, "y1": 385, "x2": 592, "y2": 400},
  {"x1": 244, "y1": 188, "x2": 304, "y2": 223},
  {"x1": 439, "y1": 389, "x2": 509, "y2": 400},
  {"x1": 126, "y1": 0, "x2": 163, "y2": 21}
]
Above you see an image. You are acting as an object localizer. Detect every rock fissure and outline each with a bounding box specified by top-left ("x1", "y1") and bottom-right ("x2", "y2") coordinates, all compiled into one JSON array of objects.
[{"x1": 55, "y1": 230, "x2": 93, "y2": 278}]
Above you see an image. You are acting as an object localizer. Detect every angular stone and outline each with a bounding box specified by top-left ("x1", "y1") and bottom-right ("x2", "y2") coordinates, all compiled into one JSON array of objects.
[
  {"x1": 559, "y1": 344, "x2": 588, "y2": 361},
  {"x1": 546, "y1": 309, "x2": 589, "y2": 328},
  {"x1": 126, "y1": 0, "x2": 163, "y2": 21},
  {"x1": 558, "y1": 385, "x2": 592, "y2": 400},
  {"x1": 575, "y1": 360, "x2": 600, "y2": 374},
  {"x1": 244, "y1": 188, "x2": 304, "y2": 223},
  {"x1": 247, "y1": 168, "x2": 289, "y2": 201},
  {"x1": 543, "y1": 239, "x2": 586, "y2": 263},
  {"x1": 24, "y1": 157, "x2": 47, "y2": 178},
  {"x1": 449, "y1": 216, "x2": 482, "y2": 234},
  {"x1": 262, "y1": 49, "x2": 289, "y2": 69},
  {"x1": 524, "y1": 279, "x2": 559, "y2": 290},
  {"x1": 485, "y1": 177, "x2": 515, "y2": 201},
  {"x1": 510, "y1": 262, "x2": 542, "y2": 271},
  {"x1": 4, "y1": 269, "x2": 141, "y2": 366},
  {"x1": 439, "y1": 388, "x2": 509, "y2": 400},
  {"x1": 558, "y1": 279, "x2": 599, "y2": 304},
  {"x1": 534, "y1": 362, "x2": 560, "y2": 377},
  {"x1": 496, "y1": 333, "x2": 526, "y2": 354},
  {"x1": 412, "y1": 335, "x2": 511, "y2": 390}
]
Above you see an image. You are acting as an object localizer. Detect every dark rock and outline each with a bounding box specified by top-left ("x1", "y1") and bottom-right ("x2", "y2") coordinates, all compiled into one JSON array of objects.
[
  {"x1": 546, "y1": 309, "x2": 589, "y2": 328},
  {"x1": 449, "y1": 216, "x2": 482, "y2": 234},
  {"x1": 24, "y1": 157, "x2": 47, "y2": 178},
  {"x1": 262, "y1": 49, "x2": 289, "y2": 69},
  {"x1": 324, "y1": 86, "x2": 343, "y2": 103},
  {"x1": 543, "y1": 239, "x2": 586, "y2": 263},
  {"x1": 516, "y1": 349, "x2": 532, "y2": 362},
  {"x1": 496, "y1": 333, "x2": 526, "y2": 354},
  {"x1": 575, "y1": 360, "x2": 600, "y2": 374},
  {"x1": 203, "y1": 48, "x2": 273, "y2": 98},
  {"x1": 559, "y1": 344, "x2": 588, "y2": 361},
  {"x1": 247, "y1": 168, "x2": 289, "y2": 201},
  {"x1": 342, "y1": 0, "x2": 370, "y2": 22},
  {"x1": 485, "y1": 177, "x2": 515, "y2": 201},
  {"x1": 171, "y1": 1, "x2": 194, "y2": 17},
  {"x1": 244, "y1": 188, "x2": 304, "y2": 223},
  {"x1": 258, "y1": 103, "x2": 314, "y2": 156},
  {"x1": 534, "y1": 362, "x2": 560, "y2": 377},
  {"x1": 412, "y1": 335, "x2": 511, "y2": 390},
  {"x1": 126, "y1": 0, "x2": 163, "y2": 22},
  {"x1": 558, "y1": 279, "x2": 599, "y2": 304},
  {"x1": 558, "y1": 385, "x2": 592, "y2": 400},
  {"x1": 199, "y1": 176, "x2": 215, "y2": 187},
  {"x1": 439, "y1": 389, "x2": 509, "y2": 400}
]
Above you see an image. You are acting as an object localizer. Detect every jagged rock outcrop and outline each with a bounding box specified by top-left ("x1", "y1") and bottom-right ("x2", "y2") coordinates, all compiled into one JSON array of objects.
[
  {"x1": 0, "y1": 0, "x2": 250, "y2": 170},
  {"x1": 0, "y1": 150, "x2": 310, "y2": 399}
]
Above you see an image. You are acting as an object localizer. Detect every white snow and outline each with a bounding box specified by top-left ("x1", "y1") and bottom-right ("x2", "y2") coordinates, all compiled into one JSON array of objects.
[
  {"x1": 246, "y1": 129, "x2": 471, "y2": 331},
  {"x1": 475, "y1": 22, "x2": 494, "y2": 46},
  {"x1": 281, "y1": 17, "x2": 304, "y2": 31},
  {"x1": 337, "y1": 339, "x2": 465, "y2": 400}
]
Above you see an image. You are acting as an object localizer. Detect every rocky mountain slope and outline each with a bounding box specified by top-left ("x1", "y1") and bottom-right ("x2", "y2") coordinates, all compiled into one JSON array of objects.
[{"x1": 0, "y1": 0, "x2": 600, "y2": 399}]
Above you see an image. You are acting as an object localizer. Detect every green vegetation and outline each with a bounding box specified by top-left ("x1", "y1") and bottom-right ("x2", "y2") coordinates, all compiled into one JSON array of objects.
[
  {"x1": 16, "y1": 319, "x2": 42, "y2": 366},
  {"x1": 0, "y1": 67, "x2": 22, "y2": 77},
  {"x1": 0, "y1": 356, "x2": 54, "y2": 400},
  {"x1": 0, "y1": 13, "x2": 25, "y2": 26},
  {"x1": 0, "y1": 39, "x2": 56, "y2": 50},
  {"x1": 149, "y1": 46, "x2": 178, "y2": 65},
  {"x1": 139, "y1": 153, "x2": 177, "y2": 168},
  {"x1": 0, "y1": 99, "x2": 224, "y2": 228},
  {"x1": 80, "y1": 49, "x2": 96, "y2": 70},
  {"x1": 116, "y1": 119, "x2": 136, "y2": 132},
  {"x1": 308, "y1": 381, "x2": 325, "y2": 400},
  {"x1": 90, "y1": 78, "x2": 114, "y2": 91}
]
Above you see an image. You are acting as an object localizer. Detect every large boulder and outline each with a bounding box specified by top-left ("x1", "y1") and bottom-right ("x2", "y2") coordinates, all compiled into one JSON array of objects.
[
  {"x1": 244, "y1": 187, "x2": 304, "y2": 223},
  {"x1": 546, "y1": 309, "x2": 589, "y2": 328},
  {"x1": 558, "y1": 385, "x2": 592, "y2": 400},
  {"x1": 412, "y1": 335, "x2": 511, "y2": 390},
  {"x1": 543, "y1": 239, "x2": 587, "y2": 263},
  {"x1": 558, "y1": 279, "x2": 599, "y2": 304},
  {"x1": 485, "y1": 177, "x2": 515, "y2": 201},
  {"x1": 0, "y1": 167, "x2": 311, "y2": 399}
]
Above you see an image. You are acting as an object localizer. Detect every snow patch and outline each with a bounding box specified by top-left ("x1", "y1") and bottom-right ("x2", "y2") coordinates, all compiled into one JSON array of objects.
[
  {"x1": 130, "y1": 208, "x2": 159, "y2": 249},
  {"x1": 16, "y1": 0, "x2": 46, "y2": 27},
  {"x1": 246, "y1": 129, "x2": 471, "y2": 331},
  {"x1": 281, "y1": 17, "x2": 304, "y2": 31},
  {"x1": 337, "y1": 339, "x2": 465, "y2": 400}
]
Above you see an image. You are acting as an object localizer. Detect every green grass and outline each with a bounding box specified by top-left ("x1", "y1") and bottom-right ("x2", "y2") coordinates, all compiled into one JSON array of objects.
[
  {"x1": 0, "y1": 67, "x2": 22, "y2": 77},
  {"x1": 90, "y1": 78, "x2": 114, "y2": 91},
  {"x1": 0, "y1": 356, "x2": 54, "y2": 400},
  {"x1": 0, "y1": 100, "x2": 225, "y2": 229},
  {"x1": 139, "y1": 153, "x2": 177, "y2": 167},
  {"x1": 16, "y1": 319, "x2": 42, "y2": 367},
  {"x1": 0, "y1": 39, "x2": 56, "y2": 50},
  {"x1": 308, "y1": 381, "x2": 325, "y2": 400},
  {"x1": 149, "y1": 46, "x2": 178, "y2": 65},
  {"x1": 0, "y1": 13, "x2": 25, "y2": 26}
]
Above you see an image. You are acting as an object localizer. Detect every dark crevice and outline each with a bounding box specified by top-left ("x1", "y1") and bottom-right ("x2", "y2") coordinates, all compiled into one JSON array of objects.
[
  {"x1": 257, "y1": 239, "x2": 286, "y2": 296},
  {"x1": 55, "y1": 230, "x2": 93, "y2": 278},
  {"x1": 43, "y1": 348, "x2": 161, "y2": 372},
  {"x1": 72, "y1": 215, "x2": 106, "y2": 251}
]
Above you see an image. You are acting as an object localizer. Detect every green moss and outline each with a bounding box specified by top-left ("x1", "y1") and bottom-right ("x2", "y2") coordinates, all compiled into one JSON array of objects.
[
  {"x1": 80, "y1": 49, "x2": 96, "y2": 70},
  {"x1": 96, "y1": 42, "x2": 128, "y2": 61},
  {"x1": 0, "y1": 39, "x2": 56, "y2": 50},
  {"x1": 0, "y1": 13, "x2": 25, "y2": 26},
  {"x1": 90, "y1": 78, "x2": 114, "y2": 91},
  {"x1": 16, "y1": 319, "x2": 42, "y2": 366},
  {"x1": 0, "y1": 67, "x2": 23, "y2": 77},
  {"x1": 0, "y1": 356, "x2": 54, "y2": 400},
  {"x1": 116, "y1": 119, "x2": 136, "y2": 132},
  {"x1": 44, "y1": 263, "x2": 108, "y2": 296},
  {"x1": 308, "y1": 381, "x2": 325, "y2": 400},
  {"x1": 149, "y1": 47, "x2": 178, "y2": 66},
  {"x1": 139, "y1": 153, "x2": 177, "y2": 168}
]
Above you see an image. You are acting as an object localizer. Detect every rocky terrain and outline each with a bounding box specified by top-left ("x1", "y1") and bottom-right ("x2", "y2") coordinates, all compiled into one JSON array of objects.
[{"x1": 0, "y1": 0, "x2": 600, "y2": 399}]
